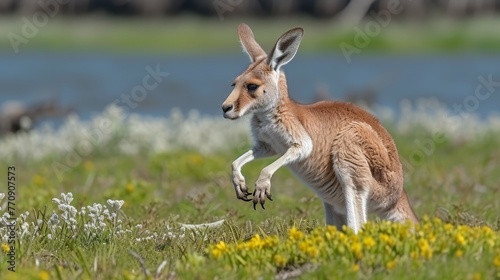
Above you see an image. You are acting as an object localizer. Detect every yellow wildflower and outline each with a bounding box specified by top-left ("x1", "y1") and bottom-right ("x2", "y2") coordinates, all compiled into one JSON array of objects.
[
  {"x1": 298, "y1": 241, "x2": 319, "y2": 258},
  {"x1": 455, "y1": 233, "x2": 466, "y2": 246},
  {"x1": 289, "y1": 227, "x2": 304, "y2": 241},
  {"x1": 418, "y1": 239, "x2": 432, "y2": 259},
  {"x1": 481, "y1": 226, "x2": 493, "y2": 235},
  {"x1": 1, "y1": 243, "x2": 10, "y2": 253},
  {"x1": 493, "y1": 255, "x2": 500, "y2": 268},
  {"x1": 33, "y1": 174, "x2": 45, "y2": 187},
  {"x1": 351, "y1": 241, "x2": 363, "y2": 259},
  {"x1": 125, "y1": 182, "x2": 134, "y2": 194},
  {"x1": 38, "y1": 270, "x2": 50, "y2": 280},
  {"x1": 308, "y1": 237, "x2": 325, "y2": 251},
  {"x1": 457, "y1": 225, "x2": 468, "y2": 233},
  {"x1": 380, "y1": 233, "x2": 396, "y2": 247},
  {"x1": 363, "y1": 236, "x2": 376, "y2": 249},
  {"x1": 247, "y1": 234, "x2": 265, "y2": 250},
  {"x1": 432, "y1": 217, "x2": 442, "y2": 225},
  {"x1": 215, "y1": 241, "x2": 227, "y2": 251},
  {"x1": 385, "y1": 260, "x2": 397, "y2": 270},
  {"x1": 211, "y1": 248, "x2": 222, "y2": 258},
  {"x1": 308, "y1": 247, "x2": 320, "y2": 258},
  {"x1": 188, "y1": 154, "x2": 203, "y2": 165},
  {"x1": 236, "y1": 242, "x2": 246, "y2": 251},
  {"x1": 350, "y1": 263, "x2": 360, "y2": 272},
  {"x1": 337, "y1": 233, "x2": 349, "y2": 244},
  {"x1": 274, "y1": 254, "x2": 287, "y2": 267},
  {"x1": 428, "y1": 232, "x2": 436, "y2": 244},
  {"x1": 211, "y1": 250, "x2": 222, "y2": 259},
  {"x1": 444, "y1": 223, "x2": 453, "y2": 232},
  {"x1": 454, "y1": 249, "x2": 463, "y2": 258},
  {"x1": 326, "y1": 225, "x2": 337, "y2": 235},
  {"x1": 211, "y1": 241, "x2": 227, "y2": 258},
  {"x1": 398, "y1": 225, "x2": 409, "y2": 239},
  {"x1": 263, "y1": 235, "x2": 279, "y2": 248},
  {"x1": 380, "y1": 233, "x2": 390, "y2": 243},
  {"x1": 486, "y1": 238, "x2": 495, "y2": 249},
  {"x1": 422, "y1": 248, "x2": 432, "y2": 259},
  {"x1": 472, "y1": 272, "x2": 481, "y2": 280}
]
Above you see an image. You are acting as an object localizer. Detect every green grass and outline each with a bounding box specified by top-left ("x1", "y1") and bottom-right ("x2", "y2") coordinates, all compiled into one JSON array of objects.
[
  {"x1": 2, "y1": 16, "x2": 500, "y2": 54},
  {"x1": 0, "y1": 128, "x2": 499, "y2": 279}
]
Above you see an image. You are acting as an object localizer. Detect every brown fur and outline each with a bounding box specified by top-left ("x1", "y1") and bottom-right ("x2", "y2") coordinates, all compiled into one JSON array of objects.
[{"x1": 222, "y1": 24, "x2": 418, "y2": 232}]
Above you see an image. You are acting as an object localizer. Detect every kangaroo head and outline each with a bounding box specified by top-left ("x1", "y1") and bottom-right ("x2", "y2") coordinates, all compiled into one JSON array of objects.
[{"x1": 222, "y1": 23, "x2": 303, "y2": 119}]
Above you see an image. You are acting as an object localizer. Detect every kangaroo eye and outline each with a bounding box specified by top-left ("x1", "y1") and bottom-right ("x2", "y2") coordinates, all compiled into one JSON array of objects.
[
  {"x1": 230, "y1": 83, "x2": 235, "y2": 87},
  {"x1": 247, "y1": 84, "x2": 259, "y2": 91}
]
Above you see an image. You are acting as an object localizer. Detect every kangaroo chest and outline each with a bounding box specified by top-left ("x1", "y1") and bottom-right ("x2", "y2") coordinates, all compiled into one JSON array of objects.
[
  {"x1": 253, "y1": 115, "x2": 345, "y2": 206},
  {"x1": 253, "y1": 117, "x2": 295, "y2": 155}
]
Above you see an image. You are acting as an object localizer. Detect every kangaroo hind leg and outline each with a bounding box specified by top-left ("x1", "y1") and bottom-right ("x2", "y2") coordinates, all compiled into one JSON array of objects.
[
  {"x1": 332, "y1": 123, "x2": 376, "y2": 233},
  {"x1": 323, "y1": 202, "x2": 347, "y2": 230}
]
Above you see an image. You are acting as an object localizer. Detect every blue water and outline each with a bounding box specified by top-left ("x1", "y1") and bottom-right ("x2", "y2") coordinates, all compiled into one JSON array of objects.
[{"x1": 0, "y1": 52, "x2": 499, "y2": 122}]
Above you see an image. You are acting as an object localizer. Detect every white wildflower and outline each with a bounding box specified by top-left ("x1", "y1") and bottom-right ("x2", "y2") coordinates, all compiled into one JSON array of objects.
[
  {"x1": 20, "y1": 222, "x2": 30, "y2": 239},
  {"x1": 61, "y1": 192, "x2": 73, "y2": 205},
  {"x1": 50, "y1": 193, "x2": 79, "y2": 234},
  {"x1": 107, "y1": 199, "x2": 124, "y2": 212},
  {"x1": 48, "y1": 212, "x2": 59, "y2": 225},
  {"x1": 0, "y1": 193, "x2": 4, "y2": 211},
  {"x1": 18, "y1": 211, "x2": 30, "y2": 223},
  {"x1": 0, "y1": 213, "x2": 11, "y2": 227}
]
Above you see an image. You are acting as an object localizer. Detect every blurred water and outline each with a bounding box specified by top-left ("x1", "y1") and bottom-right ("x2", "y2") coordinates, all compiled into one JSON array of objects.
[{"x1": 0, "y1": 52, "x2": 499, "y2": 123}]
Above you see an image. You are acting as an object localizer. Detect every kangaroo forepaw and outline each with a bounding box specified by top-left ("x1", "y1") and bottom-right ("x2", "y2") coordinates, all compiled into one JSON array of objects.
[
  {"x1": 233, "y1": 172, "x2": 252, "y2": 201},
  {"x1": 252, "y1": 178, "x2": 272, "y2": 210}
]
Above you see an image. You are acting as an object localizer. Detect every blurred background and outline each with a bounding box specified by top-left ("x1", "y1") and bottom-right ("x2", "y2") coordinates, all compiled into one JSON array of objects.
[
  {"x1": 1, "y1": 3, "x2": 500, "y2": 277},
  {"x1": 1, "y1": 3, "x2": 500, "y2": 276},
  {"x1": 1, "y1": 0, "x2": 499, "y2": 135},
  {"x1": 0, "y1": 4, "x2": 500, "y2": 274}
]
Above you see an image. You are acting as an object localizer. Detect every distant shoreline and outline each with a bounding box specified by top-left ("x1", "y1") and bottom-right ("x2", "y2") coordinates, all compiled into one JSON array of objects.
[{"x1": 2, "y1": 16, "x2": 500, "y2": 54}]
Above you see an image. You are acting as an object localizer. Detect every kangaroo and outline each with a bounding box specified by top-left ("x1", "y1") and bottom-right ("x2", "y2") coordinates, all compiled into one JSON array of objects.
[{"x1": 221, "y1": 24, "x2": 418, "y2": 232}]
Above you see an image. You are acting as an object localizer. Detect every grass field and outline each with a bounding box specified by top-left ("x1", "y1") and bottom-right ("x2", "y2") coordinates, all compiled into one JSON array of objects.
[
  {"x1": 0, "y1": 103, "x2": 499, "y2": 279},
  {"x1": 2, "y1": 16, "x2": 500, "y2": 54}
]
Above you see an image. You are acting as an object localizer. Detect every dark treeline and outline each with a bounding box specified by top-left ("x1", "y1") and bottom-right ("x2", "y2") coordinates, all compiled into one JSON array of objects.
[{"x1": 0, "y1": 0, "x2": 499, "y2": 18}]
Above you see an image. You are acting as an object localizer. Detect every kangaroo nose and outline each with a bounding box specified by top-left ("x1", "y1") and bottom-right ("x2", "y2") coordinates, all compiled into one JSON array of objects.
[{"x1": 222, "y1": 104, "x2": 233, "y2": 113}]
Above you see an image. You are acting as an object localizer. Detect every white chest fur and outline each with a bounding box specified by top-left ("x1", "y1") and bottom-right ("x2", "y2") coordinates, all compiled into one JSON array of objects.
[
  {"x1": 252, "y1": 112, "x2": 313, "y2": 163},
  {"x1": 252, "y1": 115, "x2": 295, "y2": 155}
]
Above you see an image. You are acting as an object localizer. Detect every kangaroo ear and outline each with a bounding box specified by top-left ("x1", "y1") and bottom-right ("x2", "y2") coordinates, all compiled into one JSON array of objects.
[
  {"x1": 238, "y1": 23, "x2": 266, "y2": 63},
  {"x1": 267, "y1": 27, "x2": 303, "y2": 72}
]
